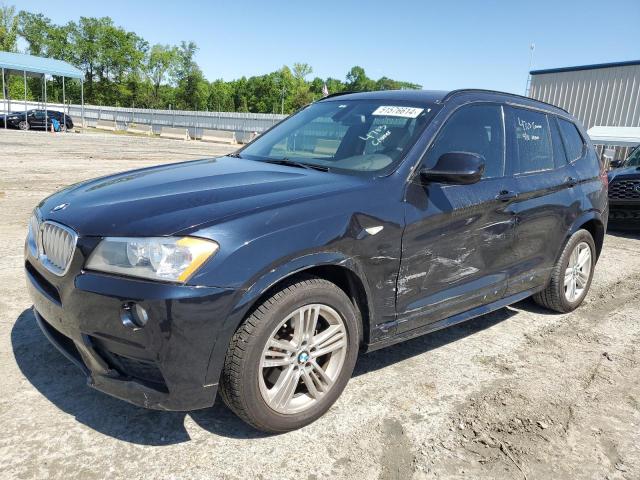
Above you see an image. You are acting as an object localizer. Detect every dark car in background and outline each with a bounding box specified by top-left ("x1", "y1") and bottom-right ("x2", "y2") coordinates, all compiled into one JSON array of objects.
[
  {"x1": 1, "y1": 109, "x2": 73, "y2": 131},
  {"x1": 608, "y1": 147, "x2": 640, "y2": 229},
  {"x1": 24, "y1": 89, "x2": 608, "y2": 433}
]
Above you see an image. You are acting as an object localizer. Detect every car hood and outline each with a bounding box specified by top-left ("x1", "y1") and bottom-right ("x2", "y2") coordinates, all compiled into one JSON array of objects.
[
  {"x1": 37, "y1": 156, "x2": 368, "y2": 237},
  {"x1": 608, "y1": 165, "x2": 640, "y2": 181}
]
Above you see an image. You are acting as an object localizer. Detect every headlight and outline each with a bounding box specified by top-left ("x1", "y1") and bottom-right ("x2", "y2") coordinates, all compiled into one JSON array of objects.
[
  {"x1": 86, "y1": 237, "x2": 219, "y2": 283},
  {"x1": 27, "y1": 211, "x2": 40, "y2": 256}
]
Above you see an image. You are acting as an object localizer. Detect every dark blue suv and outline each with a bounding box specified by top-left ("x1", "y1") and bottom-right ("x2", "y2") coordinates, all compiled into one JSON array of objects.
[{"x1": 24, "y1": 89, "x2": 608, "y2": 432}]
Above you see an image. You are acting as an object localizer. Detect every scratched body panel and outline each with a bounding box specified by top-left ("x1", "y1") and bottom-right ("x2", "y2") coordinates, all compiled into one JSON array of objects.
[{"x1": 398, "y1": 177, "x2": 516, "y2": 332}]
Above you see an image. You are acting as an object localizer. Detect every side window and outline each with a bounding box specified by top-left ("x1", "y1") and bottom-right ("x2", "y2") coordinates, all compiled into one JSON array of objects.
[
  {"x1": 427, "y1": 104, "x2": 505, "y2": 178},
  {"x1": 549, "y1": 116, "x2": 568, "y2": 167},
  {"x1": 511, "y1": 108, "x2": 553, "y2": 173},
  {"x1": 557, "y1": 118, "x2": 585, "y2": 162}
]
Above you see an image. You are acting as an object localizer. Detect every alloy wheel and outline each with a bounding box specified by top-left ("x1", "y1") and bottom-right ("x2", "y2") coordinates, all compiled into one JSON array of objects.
[
  {"x1": 258, "y1": 303, "x2": 347, "y2": 414},
  {"x1": 564, "y1": 241, "x2": 592, "y2": 302},
  {"x1": 18, "y1": 121, "x2": 29, "y2": 131}
]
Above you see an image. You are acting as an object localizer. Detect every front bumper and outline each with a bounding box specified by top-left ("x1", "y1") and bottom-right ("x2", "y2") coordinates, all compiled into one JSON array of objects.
[
  {"x1": 608, "y1": 200, "x2": 640, "y2": 229},
  {"x1": 25, "y1": 242, "x2": 236, "y2": 411}
]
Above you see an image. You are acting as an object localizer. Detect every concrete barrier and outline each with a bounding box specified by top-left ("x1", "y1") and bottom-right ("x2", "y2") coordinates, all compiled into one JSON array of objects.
[
  {"x1": 128, "y1": 124, "x2": 153, "y2": 136},
  {"x1": 235, "y1": 131, "x2": 260, "y2": 144},
  {"x1": 94, "y1": 119, "x2": 116, "y2": 131},
  {"x1": 201, "y1": 129, "x2": 237, "y2": 144},
  {"x1": 161, "y1": 126, "x2": 189, "y2": 141}
]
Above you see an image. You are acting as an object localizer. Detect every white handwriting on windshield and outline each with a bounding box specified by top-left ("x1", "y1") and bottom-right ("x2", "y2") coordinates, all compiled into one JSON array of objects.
[{"x1": 359, "y1": 125, "x2": 391, "y2": 146}]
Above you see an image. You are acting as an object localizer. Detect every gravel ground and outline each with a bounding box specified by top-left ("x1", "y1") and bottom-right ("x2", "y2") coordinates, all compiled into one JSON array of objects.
[{"x1": 0, "y1": 130, "x2": 638, "y2": 480}]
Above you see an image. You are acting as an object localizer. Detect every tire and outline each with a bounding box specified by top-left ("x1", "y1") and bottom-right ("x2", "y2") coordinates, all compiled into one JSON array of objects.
[
  {"x1": 220, "y1": 276, "x2": 360, "y2": 433},
  {"x1": 18, "y1": 120, "x2": 29, "y2": 131},
  {"x1": 533, "y1": 229, "x2": 596, "y2": 313}
]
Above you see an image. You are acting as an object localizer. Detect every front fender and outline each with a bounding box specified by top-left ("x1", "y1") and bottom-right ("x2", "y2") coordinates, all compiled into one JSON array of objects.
[{"x1": 201, "y1": 251, "x2": 373, "y2": 386}]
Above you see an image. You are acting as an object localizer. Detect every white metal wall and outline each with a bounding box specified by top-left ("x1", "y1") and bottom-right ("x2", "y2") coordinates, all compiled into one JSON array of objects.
[{"x1": 529, "y1": 63, "x2": 640, "y2": 159}]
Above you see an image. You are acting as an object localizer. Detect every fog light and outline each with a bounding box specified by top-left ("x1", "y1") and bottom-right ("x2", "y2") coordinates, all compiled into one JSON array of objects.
[{"x1": 120, "y1": 302, "x2": 149, "y2": 329}]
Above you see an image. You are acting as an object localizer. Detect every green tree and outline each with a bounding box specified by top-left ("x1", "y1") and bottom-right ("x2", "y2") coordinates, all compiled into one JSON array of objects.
[
  {"x1": 145, "y1": 44, "x2": 178, "y2": 105},
  {"x1": 172, "y1": 41, "x2": 208, "y2": 109},
  {"x1": 0, "y1": 3, "x2": 18, "y2": 51},
  {"x1": 346, "y1": 66, "x2": 375, "y2": 91},
  {"x1": 16, "y1": 11, "x2": 50, "y2": 55}
]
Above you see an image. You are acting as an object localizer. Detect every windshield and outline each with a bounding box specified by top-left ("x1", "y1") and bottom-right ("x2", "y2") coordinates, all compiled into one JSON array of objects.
[
  {"x1": 624, "y1": 147, "x2": 640, "y2": 167},
  {"x1": 240, "y1": 99, "x2": 438, "y2": 174}
]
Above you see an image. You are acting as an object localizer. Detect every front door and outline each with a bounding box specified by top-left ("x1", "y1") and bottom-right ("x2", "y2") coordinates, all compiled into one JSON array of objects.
[
  {"x1": 30, "y1": 110, "x2": 46, "y2": 129},
  {"x1": 397, "y1": 103, "x2": 518, "y2": 333}
]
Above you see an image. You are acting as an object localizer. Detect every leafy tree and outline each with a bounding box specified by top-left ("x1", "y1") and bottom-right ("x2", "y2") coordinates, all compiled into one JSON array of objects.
[
  {"x1": 172, "y1": 41, "x2": 208, "y2": 109},
  {"x1": 292, "y1": 62, "x2": 312, "y2": 81},
  {"x1": 16, "y1": 11, "x2": 50, "y2": 55},
  {"x1": 346, "y1": 66, "x2": 375, "y2": 91},
  {"x1": 0, "y1": 3, "x2": 18, "y2": 51},
  {"x1": 145, "y1": 44, "x2": 178, "y2": 105}
]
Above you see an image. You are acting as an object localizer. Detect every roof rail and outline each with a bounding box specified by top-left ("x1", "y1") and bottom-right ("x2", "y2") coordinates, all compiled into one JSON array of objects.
[
  {"x1": 442, "y1": 89, "x2": 569, "y2": 114},
  {"x1": 318, "y1": 91, "x2": 357, "y2": 100}
]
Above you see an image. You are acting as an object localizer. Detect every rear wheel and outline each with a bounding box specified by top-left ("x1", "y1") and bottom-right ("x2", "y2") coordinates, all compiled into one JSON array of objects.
[
  {"x1": 220, "y1": 276, "x2": 359, "y2": 433},
  {"x1": 533, "y1": 229, "x2": 596, "y2": 313}
]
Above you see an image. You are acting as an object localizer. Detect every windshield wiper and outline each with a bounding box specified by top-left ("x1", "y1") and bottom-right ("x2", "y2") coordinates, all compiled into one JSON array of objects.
[
  {"x1": 263, "y1": 158, "x2": 330, "y2": 172},
  {"x1": 227, "y1": 152, "x2": 244, "y2": 158}
]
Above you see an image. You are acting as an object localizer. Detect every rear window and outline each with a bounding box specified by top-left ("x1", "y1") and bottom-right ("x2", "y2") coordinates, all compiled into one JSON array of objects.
[
  {"x1": 557, "y1": 119, "x2": 585, "y2": 162},
  {"x1": 511, "y1": 108, "x2": 553, "y2": 173}
]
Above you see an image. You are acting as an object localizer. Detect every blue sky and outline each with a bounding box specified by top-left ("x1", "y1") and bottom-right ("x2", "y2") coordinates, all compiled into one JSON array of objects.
[{"x1": 13, "y1": 0, "x2": 640, "y2": 94}]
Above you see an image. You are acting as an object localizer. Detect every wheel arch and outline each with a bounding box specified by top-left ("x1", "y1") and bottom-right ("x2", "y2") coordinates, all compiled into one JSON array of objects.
[
  {"x1": 203, "y1": 253, "x2": 374, "y2": 386},
  {"x1": 570, "y1": 212, "x2": 606, "y2": 260}
]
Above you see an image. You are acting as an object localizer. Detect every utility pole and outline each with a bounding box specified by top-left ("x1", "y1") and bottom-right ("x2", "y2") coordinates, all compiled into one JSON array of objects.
[
  {"x1": 280, "y1": 87, "x2": 285, "y2": 115},
  {"x1": 525, "y1": 43, "x2": 535, "y2": 96}
]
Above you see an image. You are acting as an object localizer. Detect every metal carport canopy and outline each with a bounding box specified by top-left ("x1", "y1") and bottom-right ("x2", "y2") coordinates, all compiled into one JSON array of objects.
[
  {"x1": 0, "y1": 51, "x2": 83, "y2": 79},
  {"x1": 587, "y1": 126, "x2": 640, "y2": 147}
]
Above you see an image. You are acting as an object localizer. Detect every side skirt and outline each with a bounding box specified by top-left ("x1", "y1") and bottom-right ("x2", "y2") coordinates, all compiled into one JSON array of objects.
[{"x1": 364, "y1": 287, "x2": 541, "y2": 353}]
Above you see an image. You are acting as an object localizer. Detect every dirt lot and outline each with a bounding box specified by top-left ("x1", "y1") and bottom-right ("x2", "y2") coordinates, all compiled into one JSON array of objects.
[{"x1": 0, "y1": 130, "x2": 638, "y2": 480}]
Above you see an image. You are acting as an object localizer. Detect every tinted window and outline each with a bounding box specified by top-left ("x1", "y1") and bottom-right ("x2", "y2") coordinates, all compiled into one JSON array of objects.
[
  {"x1": 549, "y1": 116, "x2": 568, "y2": 167},
  {"x1": 558, "y1": 119, "x2": 584, "y2": 162},
  {"x1": 511, "y1": 108, "x2": 553, "y2": 173},
  {"x1": 427, "y1": 104, "x2": 505, "y2": 178}
]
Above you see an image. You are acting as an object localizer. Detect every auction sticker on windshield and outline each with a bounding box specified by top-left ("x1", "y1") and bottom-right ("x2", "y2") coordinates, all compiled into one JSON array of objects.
[{"x1": 372, "y1": 106, "x2": 425, "y2": 118}]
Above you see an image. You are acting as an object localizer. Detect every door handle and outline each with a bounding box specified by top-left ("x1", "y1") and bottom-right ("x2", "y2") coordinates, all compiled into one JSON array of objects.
[
  {"x1": 495, "y1": 190, "x2": 518, "y2": 201},
  {"x1": 564, "y1": 176, "x2": 577, "y2": 187}
]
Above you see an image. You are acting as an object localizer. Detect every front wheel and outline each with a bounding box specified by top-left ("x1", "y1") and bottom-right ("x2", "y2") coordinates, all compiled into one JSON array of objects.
[
  {"x1": 220, "y1": 276, "x2": 359, "y2": 433},
  {"x1": 18, "y1": 120, "x2": 30, "y2": 131},
  {"x1": 533, "y1": 229, "x2": 596, "y2": 313}
]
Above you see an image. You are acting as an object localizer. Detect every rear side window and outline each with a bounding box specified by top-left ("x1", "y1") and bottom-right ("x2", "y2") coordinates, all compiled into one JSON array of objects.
[
  {"x1": 549, "y1": 117, "x2": 568, "y2": 167},
  {"x1": 511, "y1": 108, "x2": 553, "y2": 173},
  {"x1": 557, "y1": 119, "x2": 584, "y2": 162},
  {"x1": 427, "y1": 104, "x2": 505, "y2": 178}
]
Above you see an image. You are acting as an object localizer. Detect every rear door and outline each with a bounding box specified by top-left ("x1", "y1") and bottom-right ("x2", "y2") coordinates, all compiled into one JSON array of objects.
[
  {"x1": 398, "y1": 103, "x2": 518, "y2": 332},
  {"x1": 505, "y1": 106, "x2": 580, "y2": 295}
]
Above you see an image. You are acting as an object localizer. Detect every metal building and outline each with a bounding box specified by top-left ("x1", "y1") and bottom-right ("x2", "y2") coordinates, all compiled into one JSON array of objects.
[{"x1": 528, "y1": 60, "x2": 640, "y2": 160}]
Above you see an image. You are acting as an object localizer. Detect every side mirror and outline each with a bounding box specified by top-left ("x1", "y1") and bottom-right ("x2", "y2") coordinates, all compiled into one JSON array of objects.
[
  {"x1": 420, "y1": 152, "x2": 485, "y2": 185},
  {"x1": 609, "y1": 160, "x2": 623, "y2": 169}
]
